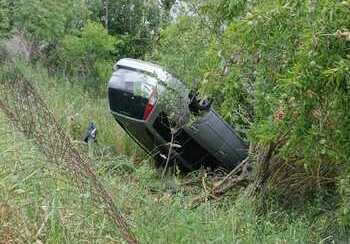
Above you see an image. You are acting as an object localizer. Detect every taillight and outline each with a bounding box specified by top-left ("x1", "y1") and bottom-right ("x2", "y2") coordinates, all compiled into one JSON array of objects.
[{"x1": 143, "y1": 88, "x2": 157, "y2": 120}]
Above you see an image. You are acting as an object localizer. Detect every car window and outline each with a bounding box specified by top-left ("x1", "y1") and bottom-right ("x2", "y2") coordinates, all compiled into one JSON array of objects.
[
  {"x1": 108, "y1": 68, "x2": 158, "y2": 120},
  {"x1": 109, "y1": 68, "x2": 157, "y2": 98}
]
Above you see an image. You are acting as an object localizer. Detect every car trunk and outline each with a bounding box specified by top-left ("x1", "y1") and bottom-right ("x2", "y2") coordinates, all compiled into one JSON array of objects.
[
  {"x1": 108, "y1": 67, "x2": 158, "y2": 120},
  {"x1": 108, "y1": 88, "x2": 148, "y2": 120}
]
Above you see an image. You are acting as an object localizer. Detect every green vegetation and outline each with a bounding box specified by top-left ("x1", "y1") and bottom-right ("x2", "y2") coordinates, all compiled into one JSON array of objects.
[
  {"x1": 58, "y1": 21, "x2": 118, "y2": 90},
  {"x1": 155, "y1": 0, "x2": 350, "y2": 231},
  {"x1": 0, "y1": 63, "x2": 339, "y2": 243},
  {"x1": 1, "y1": 0, "x2": 350, "y2": 243}
]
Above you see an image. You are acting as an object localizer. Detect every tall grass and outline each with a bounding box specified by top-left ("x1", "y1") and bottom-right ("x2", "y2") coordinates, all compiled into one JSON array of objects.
[
  {"x1": 0, "y1": 61, "x2": 138, "y2": 243},
  {"x1": 0, "y1": 61, "x2": 344, "y2": 243}
]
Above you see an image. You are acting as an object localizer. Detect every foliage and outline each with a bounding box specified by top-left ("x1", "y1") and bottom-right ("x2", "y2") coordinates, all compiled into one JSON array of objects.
[
  {"x1": 0, "y1": 0, "x2": 10, "y2": 38},
  {"x1": 10, "y1": 0, "x2": 89, "y2": 43},
  {"x1": 0, "y1": 61, "x2": 137, "y2": 243},
  {"x1": 58, "y1": 21, "x2": 118, "y2": 90},
  {"x1": 154, "y1": 15, "x2": 217, "y2": 89},
  {"x1": 1, "y1": 0, "x2": 350, "y2": 242},
  {"x1": 155, "y1": 0, "x2": 350, "y2": 229},
  {"x1": 84, "y1": 0, "x2": 164, "y2": 58},
  {"x1": 0, "y1": 63, "x2": 343, "y2": 242},
  {"x1": 0, "y1": 0, "x2": 173, "y2": 88},
  {"x1": 106, "y1": 0, "x2": 161, "y2": 58}
]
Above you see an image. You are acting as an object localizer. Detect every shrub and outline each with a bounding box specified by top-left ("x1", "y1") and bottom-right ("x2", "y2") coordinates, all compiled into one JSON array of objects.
[
  {"x1": 10, "y1": 0, "x2": 89, "y2": 43},
  {"x1": 156, "y1": 0, "x2": 350, "y2": 230},
  {"x1": 0, "y1": 0, "x2": 10, "y2": 38},
  {"x1": 58, "y1": 21, "x2": 119, "y2": 90}
]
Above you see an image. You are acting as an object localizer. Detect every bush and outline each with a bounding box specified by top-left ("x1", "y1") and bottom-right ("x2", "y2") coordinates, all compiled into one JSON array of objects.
[
  {"x1": 0, "y1": 0, "x2": 10, "y2": 38},
  {"x1": 58, "y1": 21, "x2": 119, "y2": 90},
  {"x1": 10, "y1": 0, "x2": 89, "y2": 43},
  {"x1": 156, "y1": 0, "x2": 350, "y2": 230}
]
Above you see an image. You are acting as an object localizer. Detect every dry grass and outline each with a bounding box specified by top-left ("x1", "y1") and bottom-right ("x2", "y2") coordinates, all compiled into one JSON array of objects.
[{"x1": 249, "y1": 134, "x2": 338, "y2": 203}]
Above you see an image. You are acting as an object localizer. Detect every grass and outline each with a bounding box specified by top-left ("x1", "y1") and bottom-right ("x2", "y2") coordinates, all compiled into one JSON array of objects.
[{"x1": 0, "y1": 63, "x2": 341, "y2": 243}]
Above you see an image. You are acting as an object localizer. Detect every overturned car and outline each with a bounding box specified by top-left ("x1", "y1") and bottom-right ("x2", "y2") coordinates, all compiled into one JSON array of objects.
[{"x1": 108, "y1": 58, "x2": 247, "y2": 171}]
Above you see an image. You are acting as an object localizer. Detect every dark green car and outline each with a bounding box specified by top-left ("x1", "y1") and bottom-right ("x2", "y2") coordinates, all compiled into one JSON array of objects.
[{"x1": 108, "y1": 58, "x2": 247, "y2": 170}]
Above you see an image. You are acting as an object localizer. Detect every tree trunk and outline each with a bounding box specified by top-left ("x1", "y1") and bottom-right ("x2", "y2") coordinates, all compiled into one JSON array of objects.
[{"x1": 103, "y1": 0, "x2": 109, "y2": 31}]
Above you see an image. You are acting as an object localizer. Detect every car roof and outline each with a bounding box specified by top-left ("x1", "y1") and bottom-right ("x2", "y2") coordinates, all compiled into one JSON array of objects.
[{"x1": 115, "y1": 58, "x2": 171, "y2": 82}]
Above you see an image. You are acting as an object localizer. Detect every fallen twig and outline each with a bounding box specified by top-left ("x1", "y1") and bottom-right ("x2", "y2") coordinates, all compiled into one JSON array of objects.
[
  {"x1": 162, "y1": 131, "x2": 175, "y2": 178},
  {"x1": 35, "y1": 205, "x2": 50, "y2": 240},
  {"x1": 189, "y1": 158, "x2": 251, "y2": 208},
  {"x1": 212, "y1": 157, "x2": 249, "y2": 192}
]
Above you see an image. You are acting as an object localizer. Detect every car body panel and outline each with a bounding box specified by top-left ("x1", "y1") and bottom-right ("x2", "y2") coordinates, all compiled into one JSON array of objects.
[{"x1": 108, "y1": 58, "x2": 248, "y2": 170}]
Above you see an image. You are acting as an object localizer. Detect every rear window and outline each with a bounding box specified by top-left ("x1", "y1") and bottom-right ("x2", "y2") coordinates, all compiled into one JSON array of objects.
[
  {"x1": 108, "y1": 68, "x2": 157, "y2": 120},
  {"x1": 109, "y1": 68, "x2": 157, "y2": 97}
]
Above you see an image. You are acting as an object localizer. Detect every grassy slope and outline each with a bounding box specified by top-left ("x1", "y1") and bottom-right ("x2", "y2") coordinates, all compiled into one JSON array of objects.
[{"x1": 0, "y1": 64, "x2": 334, "y2": 243}]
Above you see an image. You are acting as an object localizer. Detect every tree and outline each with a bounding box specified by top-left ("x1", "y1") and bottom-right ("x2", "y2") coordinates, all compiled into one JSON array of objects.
[
  {"x1": 10, "y1": 0, "x2": 89, "y2": 43},
  {"x1": 58, "y1": 21, "x2": 118, "y2": 90},
  {"x1": 105, "y1": 0, "x2": 161, "y2": 57},
  {"x1": 0, "y1": 0, "x2": 11, "y2": 38},
  {"x1": 159, "y1": 0, "x2": 176, "y2": 24}
]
